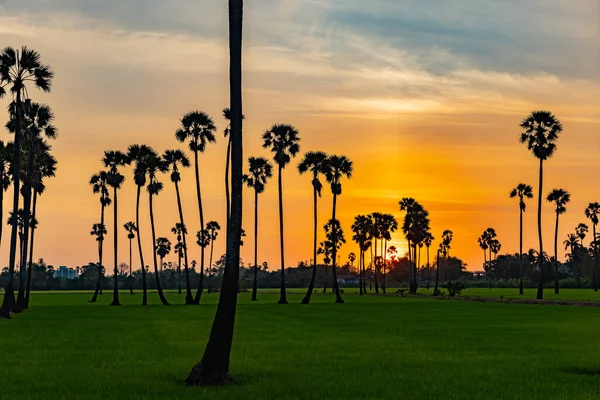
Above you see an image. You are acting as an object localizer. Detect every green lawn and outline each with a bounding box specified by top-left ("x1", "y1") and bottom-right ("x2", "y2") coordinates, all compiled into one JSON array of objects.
[{"x1": 2, "y1": 289, "x2": 600, "y2": 399}]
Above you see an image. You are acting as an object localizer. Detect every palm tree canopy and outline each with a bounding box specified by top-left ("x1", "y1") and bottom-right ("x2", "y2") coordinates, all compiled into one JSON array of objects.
[
  {"x1": 510, "y1": 183, "x2": 534, "y2": 212},
  {"x1": 546, "y1": 189, "x2": 571, "y2": 214},
  {"x1": 206, "y1": 221, "x2": 221, "y2": 240},
  {"x1": 222, "y1": 107, "x2": 245, "y2": 138},
  {"x1": 0, "y1": 46, "x2": 53, "y2": 98},
  {"x1": 102, "y1": 150, "x2": 129, "y2": 189},
  {"x1": 324, "y1": 218, "x2": 346, "y2": 250},
  {"x1": 156, "y1": 237, "x2": 172, "y2": 258},
  {"x1": 298, "y1": 151, "x2": 328, "y2": 197},
  {"x1": 585, "y1": 203, "x2": 600, "y2": 226},
  {"x1": 351, "y1": 214, "x2": 373, "y2": 252},
  {"x1": 171, "y1": 222, "x2": 187, "y2": 236},
  {"x1": 196, "y1": 229, "x2": 210, "y2": 248},
  {"x1": 175, "y1": 111, "x2": 216, "y2": 153},
  {"x1": 400, "y1": 199, "x2": 430, "y2": 246},
  {"x1": 519, "y1": 110, "x2": 563, "y2": 161},
  {"x1": 424, "y1": 232, "x2": 434, "y2": 248},
  {"x1": 564, "y1": 233, "x2": 579, "y2": 251},
  {"x1": 7, "y1": 102, "x2": 58, "y2": 144},
  {"x1": 324, "y1": 155, "x2": 352, "y2": 195},
  {"x1": 243, "y1": 156, "x2": 273, "y2": 194},
  {"x1": 262, "y1": 124, "x2": 300, "y2": 168},
  {"x1": 128, "y1": 144, "x2": 158, "y2": 187},
  {"x1": 90, "y1": 223, "x2": 107, "y2": 241},
  {"x1": 90, "y1": 170, "x2": 111, "y2": 207},
  {"x1": 146, "y1": 151, "x2": 168, "y2": 195},
  {"x1": 576, "y1": 223, "x2": 589, "y2": 241},
  {"x1": 124, "y1": 221, "x2": 137, "y2": 239},
  {"x1": 0, "y1": 141, "x2": 14, "y2": 191},
  {"x1": 163, "y1": 149, "x2": 190, "y2": 183}
]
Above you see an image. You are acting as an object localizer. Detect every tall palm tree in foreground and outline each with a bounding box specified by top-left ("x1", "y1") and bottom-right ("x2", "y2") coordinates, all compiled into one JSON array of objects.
[
  {"x1": 186, "y1": 0, "x2": 244, "y2": 385},
  {"x1": 176, "y1": 111, "x2": 216, "y2": 305},
  {"x1": 243, "y1": 156, "x2": 273, "y2": 301},
  {"x1": 223, "y1": 108, "x2": 245, "y2": 226},
  {"x1": 0, "y1": 46, "x2": 53, "y2": 318},
  {"x1": 262, "y1": 124, "x2": 300, "y2": 304},
  {"x1": 298, "y1": 151, "x2": 328, "y2": 304},
  {"x1": 127, "y1": 144, "x2": 154, "y2": 306},
  {"x1": 103, "y1": 150, "x2": 128, "y2": 307},
  {"x1": 510, "y1": 183, "x2": 534, "y2": 295},
  {"x1": 324, "y1": 154, "x2": 352, "y2": 304},
  {"x1": 206, "y1": 221, "x2": 221, "y2": 293},
  {"x1": 163, "y1": 149, "x2": 194, "y2": 304},
  {"x1": 520, "y1": 110, "x2": 563, "y2": 300},
  {"x1": 124, "y1": 221, "x2": 136, "y2": 295},
  {"x1": 0, "y1": 141, "x2": 13, "y2": 248},
  {"x1": 586, "y1": 203, "x2": 600, "y2": 292},
  {"x1": 547, "y1": 189, "x2": 570, "y2": 294},
  {"x1": 146, "y1": 153, "x2": 169, "y2": 305},
  {"x1": 89, "y1": 171, "x2": 111, "y2": 303}
]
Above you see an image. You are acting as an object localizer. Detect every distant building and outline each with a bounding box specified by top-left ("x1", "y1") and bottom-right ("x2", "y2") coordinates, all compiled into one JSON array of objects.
[{"x1": 53, "y1": 266, "x2": 78, "y2": 280}]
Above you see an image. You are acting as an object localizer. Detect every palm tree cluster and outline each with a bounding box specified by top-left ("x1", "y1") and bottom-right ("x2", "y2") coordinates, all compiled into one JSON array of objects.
[{"x1": 0, "y1": 46, "x2": 57, "y2": 318}]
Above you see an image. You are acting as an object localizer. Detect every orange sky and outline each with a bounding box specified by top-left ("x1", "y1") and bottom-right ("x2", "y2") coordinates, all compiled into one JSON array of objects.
[{"x1": 0, "y1": 1, "x2": 599, "y2": 271}]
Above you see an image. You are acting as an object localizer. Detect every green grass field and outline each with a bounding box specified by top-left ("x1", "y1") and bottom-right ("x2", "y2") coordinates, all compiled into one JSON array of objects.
[{"x1": 3, "y1": 289, "x2": 600, "y2": 399}]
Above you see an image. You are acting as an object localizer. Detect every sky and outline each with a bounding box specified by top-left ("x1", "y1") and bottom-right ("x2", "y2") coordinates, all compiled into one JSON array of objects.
[{"x1": 0, "y1": 0, "x2": 599, "y2": 272}]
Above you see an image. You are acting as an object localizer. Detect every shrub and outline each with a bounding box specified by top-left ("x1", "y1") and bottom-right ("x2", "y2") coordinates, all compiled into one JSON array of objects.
[{"x1": 445, "y1": 281, "x2": 466, "y2": 297}]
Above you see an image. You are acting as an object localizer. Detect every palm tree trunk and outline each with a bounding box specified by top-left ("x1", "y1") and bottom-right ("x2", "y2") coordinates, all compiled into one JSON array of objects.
[
  {"x1": 359, "y1": 250, "x2": 364, "y2": 295},
  {"x1": 110, "y1": 187, "x2": 120, "y2": 306},
  {"x1": 186, "y1": 0, "x2": 244, "y2": 384},
  {"x1": 225, "y1": 137, "x2": 231, "y2": 227},
  {"x1": 374, "y1": 239, "x2": 379, "y2": 294},
  {"x1": 519, "y1": 208, "x2": 524, "y2": 295},
  {"x1": 302, "y1": 187, "x2": 318, "y2": 304},
  {"x1": 1, "y1": 91, "x2": 23, "y2": 318},
  {"x1": 0, "y1": 187, "x2": 4, "y2": 247},
  {"x1": 135, "y1": 186, "x2": 148, "y2": 306},
  {"x1": 277, "y1": 165, "x2": 287, "y2": 304},
  {"x1": 408, "y1": 239, "x2": 415, "y2": 294},
  {"x1": 178, "y1": 252, "x2": 182, "y2": 295},
  {"x1": 536, "y1": 159, "x2": 544, "y2": 300},
  {"x1": 173, "y1": 180, "x2": 193, "y2": 304},
  {"x1": 382, "y1": 240, "x2": 388, "y2": 294},
  {"x1": 252, "y1": 190, "x2": 259, "y2": 301},
  {"x1": 413, "y1": 245, "x2": 418, "y2": 292},
  {"x1": 554, "y1": 211, "x2": 559, "y2": 295},
  {"x1": 149, "y1": 191, "x2": 169, "y2": 305},
  {"x1": 90, "y1": 202, "x2": 106, "y2": 303},
  {"x1": 426, "y1": 246, "x2": 431, "y2": 290},
  {"x1": 25, "y1": 190, "x2": 38, "y2": 307},
  {"x1": 193, "y1": 149, "x2": 206, "y2": 304},
  {"x1": 594, "y1": 223, "x2": 598, "y2": 292},
  {"x1": 434, "y1": 250, "x2": 440, "y2": 295},
  {"x1": 209, "y1": 239, "x2": 215, "y2": 292},
  {"x1": 330, "y1": 193, "x2": 344, "y2": 303},
  {"x1": 17, "y1": 137, "x2": 35, "y2": 309},
  {"x1": 129, "y1": 238, "x2": 134, "y2": 295}
]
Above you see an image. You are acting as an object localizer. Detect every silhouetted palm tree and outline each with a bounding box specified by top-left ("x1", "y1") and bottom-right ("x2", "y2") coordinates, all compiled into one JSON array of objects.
[
  {"x1": 222, "y1": 107, "x2": 245, "y2": 226},
  {"x1": 547, "y1": 189, "x2": 570, "y2": 294},
  {"x1": 0, "y1": 141, "x2": 14, "y2": 248},
  {"x1": 369, "y1": 212, "x2": 383, "y2": 294},
  {"x1": 424, "y1": 232, "x2": 434, "y2": 289},
  {"x1": 585, "y1": 203, "x2": 600, "y2": 291},
  {"x1": 564, "y1": 233, "x2": 579, "y2": 273},
  {"x1": 380, "y1": 213, "x2": 398, "y2": 293},
  {"x1": 156, "y1": 237, "x2": 172, "y2": 275},
  {"x1": 127, "y1": 144, "x2": 154, "y2": 306},
  {"x1": 576, "y1": 223, "x2": 588, "y2": 247},
  {"x1": 324, "y1": 155, "x2": 352, "y2": 304},
  {"x1": 400, "y1": 199, "x2": 430, "y2": 294},
  {"x1": 297, "y1": 151, "x2": 328, "y2": 304},
  {"x1": 172, "y1": 222, "x2": 186, "y2": 295},
  {"x1": 163, "y1": 149, "x2": 194, "y2": 304},
  {"x1": 243, "y1": 156, "x2": 273, "y2": 301},
  {"x1": 146, "y1": 152, "x2": 169, "y2": 305},
  {"x1": 262, "y1": 124, "x2": 300, "y2": 304},
  {"x1": 520, "y1": 110, "x2": 563, "y2": 300},
  {"x1": 89, "y1": 171, "x2": 111, "y2": 303},
  {"x1": 510, "y1": 183, "x2": 534, "y2": 294},
  {"x1": 196, "y1": 229, "x2": 210, "y2": 294},
  {"x1": 90, "y1": 223, "x2": 107, "y2": 290},
  {"x1": 0, "y1": 47, "x2": 53, "y2": 318},
  {"x1": 206, "y1": 221, "x2": 221, "y2": 293},
  {"x1": 175, "y1": 111, "x2": 216, "y2": 305},
  {"x1": 318, "y1": 240, "x2": 332, "y2": 290},
  {"x1": 102, "y1": 150, "x2": 128, "y2": 307},
  {"x1": 186, "y1": 0, "x2": 245, "y2": 384},
  {"x1": 352, "y1": 214, "x2": 372, "y2": 295},
  {"x1": 124, "y1": 221, "x2": 136, "y2": 295}
]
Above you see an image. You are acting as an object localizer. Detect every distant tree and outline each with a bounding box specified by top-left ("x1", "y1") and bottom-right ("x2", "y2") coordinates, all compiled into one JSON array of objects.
[
  {"x1": 510, "y1": 183, "x2": 534, "y2": 295},
  {"x1": 156, "y1": 237, "x2": 172, "y2": 275},
  {"x1": 547, "y1": 189, "x2": 570, "y2": 294},
  {"x1": 297, "y1": 151, "x2": 328, "y2": 304},
  {"x1": 196, "y1": 229, "x2": 210, "y2": 293},
  {"x1": 124, "y1": 221, "x2": 137, "y2": 295},
  {"x1": 243, "y1": 156, "x2": 273, "y2": 301},
  {"x1": 348, "y1": 253, "x2": 356, "y2": 269},
  {"x1": 89, "y1": 171, "x2": 111, "y2": 303},
  {"x1": 520, "y1": 110, "x2": 563, "y2": 300},
  {"x1": 206, "y1": 221, "x2": 221, "y2": 293},
  {"x1": 172, "y1": 222, "x2": 187, "y2": 295},
  {"x1": 380, "y1": 214, "x2": 398, "y2": 294},
  {"x1": 262, "y1": 124, "x2": 300, "y2": 304},
  {"x1": 175, "y1": 110, "x2": 216, "y2": 305},
  {"x1": 585, "y1": 203, "x2": 600, "y2": 291},
  {"x1": 352, "y1": 214, "x2": 373, "y2": 295},
  {"x1": 576, "y1": 223, "x2": 588, "y2": 248},
  {"x1": 400, "y1": 198, "x2": 430, "y2": 294},
  {"x1": 423, "y1": 232, "x2": 434, "y2": 289}
]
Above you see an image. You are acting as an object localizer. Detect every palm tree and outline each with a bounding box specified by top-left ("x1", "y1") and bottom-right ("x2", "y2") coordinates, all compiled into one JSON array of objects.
[
  {"x1": 0, "y1": 46, "x2": 53, "y2": 318},
  {"x1": 222, "y1": 108, "x2": 245, "y2": 226},
  {"x1": 564, "y1": 233, "x2": 579, "y2": 274},
  {"x1": 146, "y1": 152, "x2": 169, "y2": 305},
  {"x1": 196, "y1": 229, "x2": 210, "y2": 294},
  {"x1": 510, "y1": 183, "x2": 534, "y2": 294},
  {"x1": 318, "y1": 240, "x2": 332, "y2": 291},
  {"x1": 172, "y1": 222, "x2": 186, "y2": 295},
  {"x1": 243, "y1": 156, "x2": 273, "y2": 301},
  {"x1": 262, "y1": 124, "x2": 301, "y2": 304},
  {"x1": 156, "y1": 237, "x2": 172, "y2": 275},
  {"x1": 478, "y1": 233, "x2": 489, "y2": 274},
  {"x1": 323, "y1": 155, "x2": 352, "y2": 304},
  {"x1": 520, "y1": 110, "x2": 563, "y2": 300},
  {"x1": 206, "y1": 221, "x2": 221, "y2": 293},
  {"x1": 546, "y1": 189, "x2": 570, "y2": 294},
  {"x1": 90, "y1": 223, "x2": 107, "y2": 289},
  {"x1": 433, "y1": 248, "x2": 441, "y2": 295},
  {"x1": 186, "y1": 0, "x2": 244, "y2": 384},
  {"x1": 25, "y1": 144, "x2": 56, "y2": 307},
  {"x1": 175, "y1": 111, "x2": 216, "y2": 305},
  {"x1": 163, "y1": 149, "x2": 194, "y2": 304},
  {"x1": 400, "y1": 199, "x2": 430, "y2": 294},
  {"x1": 297, "y1": 151, "x2": 328, "y2": 304},
  {"x1": 585, "y1": 203, "x2": 600, "y2": 291},
  {"x1": 352, "y1": 214, "x2": 372, "y2": 295},
  {"x1": 127, "y1": 144, "x2": 155, "y2": 306},
  {"x1": 576, "y1": 223, "x2": 588, "y2": 247},
  {"x1": 348, "y1": 253, "x2": 356, "y2": 269},
  {"x1": 0, "y1": 141, "x2": 14, "y2": 248},
  {"x1": 102, "y1": 150, "x2": 129, "y2": 307},
  {"x1": 369, "y1": 212, "x2": 383, "y2": 294},
  {"x1": 380, "y1": 213, "x2": 398, "y2": 294},
  {"x1": 424, "y1": 232, "x2": 434, "y2": 289},
  {"x1": 89, "y1": 171, "x2": 111, "y2": 303},
  {"x1": 124, "y1": 221, "x2": 137, "y2": 295}
]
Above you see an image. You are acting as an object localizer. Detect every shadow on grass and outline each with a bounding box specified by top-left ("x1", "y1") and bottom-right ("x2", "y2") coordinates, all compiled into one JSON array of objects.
[{"x1": 562, "y1": 366, "x2": 600, "y2": 376}]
